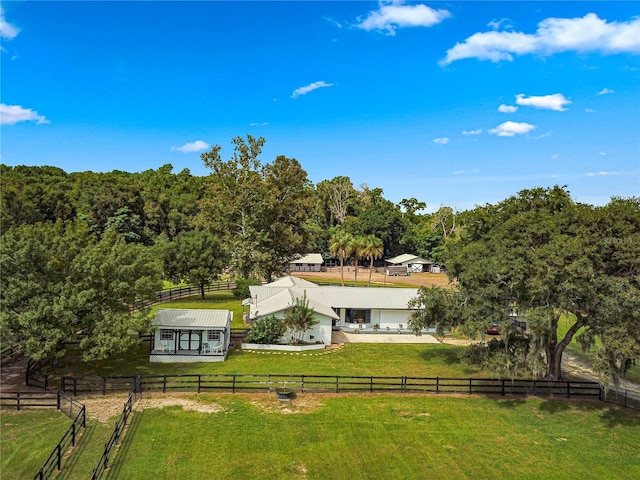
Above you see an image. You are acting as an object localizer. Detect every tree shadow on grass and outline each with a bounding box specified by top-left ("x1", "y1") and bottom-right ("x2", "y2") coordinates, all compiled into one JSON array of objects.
[
  {"x1": 104, "y1": 410, "x2": 143, "y2": 479},
  {"x1": 536, "y1": 397, "x2": 640, "y2": 428},
  {"x1": 418, "y1": 347, "x2": 481, "y2": 376}
]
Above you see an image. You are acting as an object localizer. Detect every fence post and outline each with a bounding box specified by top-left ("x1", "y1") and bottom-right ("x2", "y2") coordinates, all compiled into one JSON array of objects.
[
  {"x1": 82, "y1": 405, "x2": 86, "y2": 428},
  {"x1": 73, "y1": 377, "x2": 77, "y2": 397},
  {"x1": 336, "y1": 376, "x2": 339, "y2": 393},
  {"x1": 402, "y1": 376, "x2": 407, "y2": 393},
  {"x1": 72, "y1": 422, "x2": 76, "y2": 447},
  {"x1": 469, "y1": 378, "x2": 472, "y2": 395},
  {"x1": 501, "y1": 379, "x2": 505, "y2": 396},
  {"x1": 57, "y1": 390, "x2": 61, "y2": 410},
  {"x1": 370, "y1": 376, "x2": 373, "y2": 393},
  {"x1": 436, "y1": 377, "x2": 439, "y2": 393},
  {"x1": 198, "y1": 375, "x2": 201, "y2": 393},
  {"x1": 566, "y1": 381, "x2": 570, "y2": 398},
  {"x1": 56, "y1": 444, "x2": 62, "y2": 471},
  {"x1": 301, "y1": 375, "x2": 305, "y2": 393},
  {"x1": 16, "y1": 391, "x2": 20, "y2": 411}
]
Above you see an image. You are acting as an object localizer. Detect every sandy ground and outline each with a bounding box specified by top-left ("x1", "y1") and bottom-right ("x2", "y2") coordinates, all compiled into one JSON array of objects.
[{"x1": 292, "y1": 268, "x2": 454, "y2": 288}]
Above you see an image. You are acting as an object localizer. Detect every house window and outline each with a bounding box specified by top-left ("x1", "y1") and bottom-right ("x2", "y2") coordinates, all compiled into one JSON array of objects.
[
  {"x1": 346, "y1": 309, "x2": 371, "y2": 324},
  {"x1": 160, "y1": 329, "x2": 173, "y2": 340},
  {"x1": 207, "y1": 330, "x2": 221, "y2": 341}
]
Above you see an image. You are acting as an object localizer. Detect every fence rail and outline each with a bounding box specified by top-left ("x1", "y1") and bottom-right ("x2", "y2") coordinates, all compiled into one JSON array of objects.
[
  {"x1": 52, "y1": 373, "x2": 602, "y2": 399},
  {"x1": 132, "y1": 281, "x2": 237, "y2": 311},
  {"x1": 1, "y1": 344, "x2": 22, "y2": 363},
  {"x1": 0, "y1": 391, "x2": 87, "y2": 480},
  {"x1": 90, "y1": 378, "x2": 142, "y2": 480},
  {"x1": 602, "y1": 388, "x2": 640, "y2": 410}
]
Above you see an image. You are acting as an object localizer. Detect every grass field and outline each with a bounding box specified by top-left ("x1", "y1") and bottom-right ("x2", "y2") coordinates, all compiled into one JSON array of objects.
[
  {"x1": 108, "y1": 393, "x2": 640, "y2": 480},
  {"x1": 0, "y1": 409, "x2": 72, "y2": 479},
  {"x1": 151, "y1": 291, "x2": 245, "y2": 329},
  {"x1": 51, "y1": 342, "x2": 483, "y2": 378}
]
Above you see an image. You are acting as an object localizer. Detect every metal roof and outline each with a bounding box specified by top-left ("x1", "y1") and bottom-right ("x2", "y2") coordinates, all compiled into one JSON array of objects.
[
  {"x1": 289, "y1": 253, "x2": 323, "y2": 264},
  {"x1": 152, "y1": 309, "x2": 231, "y2": 329},
  {"x1": 386, "y1": 253, "x2": 432, "y2": 265},
  {"x1": 249, "y1": 279, "x2": 420, "y2": 318}
]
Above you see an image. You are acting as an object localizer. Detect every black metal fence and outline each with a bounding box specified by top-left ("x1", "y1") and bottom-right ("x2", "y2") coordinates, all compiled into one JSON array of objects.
[
  {"x1": 90, "y1": 377, "x2": 142, "y2": 480},
  {"x1": 52, "y1": 373, "x2": 602, "y2": 399}
]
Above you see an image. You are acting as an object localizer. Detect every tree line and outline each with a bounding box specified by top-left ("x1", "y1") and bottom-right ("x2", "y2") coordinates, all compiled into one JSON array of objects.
[{"x1": 2, "y1": 136, "x2": 638, "y2": 384}]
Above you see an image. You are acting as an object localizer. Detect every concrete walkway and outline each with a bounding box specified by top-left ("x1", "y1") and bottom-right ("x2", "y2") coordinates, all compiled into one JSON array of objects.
[{"x1": 332, "y1": 331, "x2": 440, "y2": 344}]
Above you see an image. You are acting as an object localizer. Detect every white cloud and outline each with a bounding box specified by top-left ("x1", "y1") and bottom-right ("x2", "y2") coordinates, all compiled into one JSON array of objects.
[
  {"x1": 585, "y1": 108, "x2": 595, "y2": 113},
  {"x1": 488, "y1": 18, "x2": 513, "y2": 31},
  {"x1": 433, "y1": 137, "x2": 449, "y2": 145},
  {"x1": 356, "y1": 1, "x2": 451, "y2": 35},
  {"x1": 0, "y1": 104, "x2": 50, "y2": 125},
  {"x1": 462, "y1": 128, "x2": 482, "y2": 135},
  {"x1": 489, "y1": 121, "x2": 535, "y2": 137},
  {"x1": 441, "y1": 13, "x2": 640, "y2": 65},
  {"x1": 249, "y1": 122, "x2": 269, "y2": 127},
  {"x1": 498, "y1": 104, "x2": 518, "y2": 113},
  {"x1": 453, "y1": 169, "x2": 465, "y2": 175},
  {"x1": 0, "y1": 7, "x2": 20, "y2": 40},
  {"x1": 599, "y1": 152, "x2": 607, "y2": 156},
  {"x1": 516, "y1": 93, "x2": 571, "y2": 111},
  {"x1": 171, "y1": 140, "x2": 209, "y2": 153},
  {"x1": 598, "y1": 88, "x2": 615, "y2": 95},
  {"x1": 533, "y1": 131, "x2": 552, "y2": 139},
  {"x1": 291, "y1": 81, "x2": 334, "y2": 99},
  {"x1": 587, "y1": 171, "x2": 618, "y2": 176}
]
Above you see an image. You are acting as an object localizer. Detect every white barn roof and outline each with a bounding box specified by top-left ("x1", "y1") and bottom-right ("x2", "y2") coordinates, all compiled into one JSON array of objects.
[
  {"x1": 289, "y1": 253, "x2": 323, "y2": 265},
  {"x1": 386, "y1": 253, "x2": 432, "y2": 265},
  {"x1": 152, "y1": 309, "x2": 231, "y2": 329},
  {"x1": 249, "y1": 279, "x2": 419, "y2": 320}
]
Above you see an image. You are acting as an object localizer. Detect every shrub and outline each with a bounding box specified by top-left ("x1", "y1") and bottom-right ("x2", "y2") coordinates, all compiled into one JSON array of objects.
[
  {"x1": 233, "y1": 278, "x2": 262, "y2": 299},
  {"x1": 244, "y1": 316, "x2": 285, "y2": 344}
]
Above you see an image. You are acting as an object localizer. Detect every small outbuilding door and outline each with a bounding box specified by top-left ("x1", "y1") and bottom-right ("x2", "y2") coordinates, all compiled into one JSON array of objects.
[{"x1": 178, "y1": 330, "x2": 202, "y2": 351}]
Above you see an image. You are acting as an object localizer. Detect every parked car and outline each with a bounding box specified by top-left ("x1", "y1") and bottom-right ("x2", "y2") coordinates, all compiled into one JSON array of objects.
[{"x1": 485, "y1": 324, "x2": 501, "y2": 335}]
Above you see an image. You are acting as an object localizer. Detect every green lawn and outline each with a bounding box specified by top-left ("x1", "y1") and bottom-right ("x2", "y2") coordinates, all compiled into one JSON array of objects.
[
  {"x1": 0, "y1": 409, "x2": 72, "y2": 479},
  {"x1": 108, "y1": 393, "x2": 640, "y2": 480},
  {"x1": 51, "y1": 343, "x2": 482, "y2": 379},
  {"x1": 151, "y1": 291, "x2": 246, "y2": 329}
]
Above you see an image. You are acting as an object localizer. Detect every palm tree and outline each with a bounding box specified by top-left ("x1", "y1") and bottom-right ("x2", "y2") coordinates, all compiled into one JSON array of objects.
[
  {"x1": 350, "y1": 235, "x2": 367, "y2": 285},
  {"x1": 362, "y1": 234, "x2": 384, "y2": 286},
  {"x1": 329, "y1": 229, "x2": 354, "y2": 286}
]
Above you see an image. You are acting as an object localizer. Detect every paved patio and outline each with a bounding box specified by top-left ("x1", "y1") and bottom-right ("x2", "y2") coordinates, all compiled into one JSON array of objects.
[{"x1": 332, "y1": 331, "x2": 440, "y2": 344}]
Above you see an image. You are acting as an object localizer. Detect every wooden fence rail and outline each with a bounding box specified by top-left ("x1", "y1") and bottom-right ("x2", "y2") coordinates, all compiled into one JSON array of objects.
[
  {"x1": 90, "y1": 378, "x2": 142, "y2": 480},
  {"x1": 132, "y1": 281, "x2": 238, "y2": 311},
  {"x1": 52, "y1": 373, "x2": 602, "y2": 399}
]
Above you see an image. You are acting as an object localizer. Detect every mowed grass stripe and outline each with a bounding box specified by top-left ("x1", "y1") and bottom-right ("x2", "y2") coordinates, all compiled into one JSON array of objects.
[{"x1": 109, "y1": 394, "x2": 640, "y2": 480}]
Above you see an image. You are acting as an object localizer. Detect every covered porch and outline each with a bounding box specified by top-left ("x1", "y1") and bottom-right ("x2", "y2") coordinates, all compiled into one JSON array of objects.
[{"x1": 150, "y1": 309, "x2": 232, "y2": 363}]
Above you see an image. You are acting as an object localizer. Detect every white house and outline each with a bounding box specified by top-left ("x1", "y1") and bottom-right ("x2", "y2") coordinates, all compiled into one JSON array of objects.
[
  {"x1": 247, "y1": 277, "x2": 422, "y2": 345},
  {"x1": 150, "y1": 309, "x2": 232, "y2": 362},
  {"x1": 289, "y1": 253, "x2": 324, "y2": 272},
  {"x1": 386, "y1": 253, "x2": 434, "y2": 273}
]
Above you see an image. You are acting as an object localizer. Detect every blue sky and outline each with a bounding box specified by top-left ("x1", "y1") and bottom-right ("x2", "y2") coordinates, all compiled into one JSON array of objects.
[{"x1": 2, "y1": 1, "x2": 639, "y2": 212}]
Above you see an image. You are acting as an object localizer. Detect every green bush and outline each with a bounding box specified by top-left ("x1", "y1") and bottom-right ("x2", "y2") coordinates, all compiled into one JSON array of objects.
[
  {"x1": 232, "y1": 278, "x2": 262, "y2": 299},
  {"x1": 244, "y1": 316, "x2": 285, "y2": 344}
]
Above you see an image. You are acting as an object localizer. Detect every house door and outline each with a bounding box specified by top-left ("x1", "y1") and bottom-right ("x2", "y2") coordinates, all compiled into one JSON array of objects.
[{"x1": 178, "y1": 330, "x2": 201, "y2": 351}]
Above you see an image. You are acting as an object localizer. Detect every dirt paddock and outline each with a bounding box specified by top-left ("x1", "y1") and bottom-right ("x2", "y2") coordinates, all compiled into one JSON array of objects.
[{"x1": 291, "y1": 268, "x2": 454, "y2": 289}]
